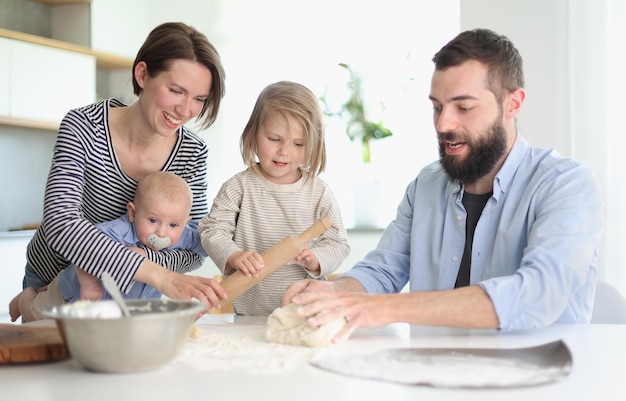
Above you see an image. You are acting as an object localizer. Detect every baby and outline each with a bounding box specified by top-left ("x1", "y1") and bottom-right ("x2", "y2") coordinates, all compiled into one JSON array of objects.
[{"x1": 9, "y1": 171, "x2": 206, "y2": 322}]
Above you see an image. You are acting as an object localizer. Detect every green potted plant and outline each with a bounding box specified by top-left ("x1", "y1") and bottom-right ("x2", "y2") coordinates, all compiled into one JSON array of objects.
[{"x1": 321, "y1": 63, "x2": 393, "y2": 164}]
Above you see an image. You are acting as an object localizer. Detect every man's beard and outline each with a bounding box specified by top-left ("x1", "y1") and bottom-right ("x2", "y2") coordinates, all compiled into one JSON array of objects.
[{"x1": 438, "y1": 118, "x2": 507, "y2": 185}]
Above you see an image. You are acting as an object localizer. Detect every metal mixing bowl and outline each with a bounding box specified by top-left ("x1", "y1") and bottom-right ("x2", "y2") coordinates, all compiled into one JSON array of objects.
[{"x1": 44, "y1": 299, "x2": 204, "y2": 373}]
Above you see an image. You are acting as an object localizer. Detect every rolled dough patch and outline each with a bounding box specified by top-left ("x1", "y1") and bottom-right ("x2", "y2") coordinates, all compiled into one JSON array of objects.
[{"x1": 265, "y1": 303, "x2": 347, "y2": 347}]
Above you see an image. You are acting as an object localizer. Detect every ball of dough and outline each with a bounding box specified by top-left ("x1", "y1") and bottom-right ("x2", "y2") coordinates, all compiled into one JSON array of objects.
[
  {"x1": 188, "y1": 324, "x2": 203, "y2": 339},
  {"x1": 265, "y1": 303, "x2": 347, "y2": 347}
]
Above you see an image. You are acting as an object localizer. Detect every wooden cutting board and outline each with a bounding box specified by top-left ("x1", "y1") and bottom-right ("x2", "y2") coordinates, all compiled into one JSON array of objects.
[{"x1": 0, "y1": 322, "x2": 69, "y2": 364}]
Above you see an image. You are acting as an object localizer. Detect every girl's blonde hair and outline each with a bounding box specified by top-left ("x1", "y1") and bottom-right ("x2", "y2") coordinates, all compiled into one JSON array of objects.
[{"x1": 240, "y1": 81, "x2": 326, "y2": 179}]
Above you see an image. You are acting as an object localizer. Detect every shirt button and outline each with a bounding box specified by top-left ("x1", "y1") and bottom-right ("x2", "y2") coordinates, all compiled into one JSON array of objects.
[
  {"x1": 456, "y1": 215, "x2": 462, "y2": 221},
  {"x1": 452, "y1": 256, "x2": 458, "y2": 262}
]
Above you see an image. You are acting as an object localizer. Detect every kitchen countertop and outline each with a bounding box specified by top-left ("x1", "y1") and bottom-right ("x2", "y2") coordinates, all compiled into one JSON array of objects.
[{"x1": 0, "y1": 314, "x2": 624, "y2": 401}]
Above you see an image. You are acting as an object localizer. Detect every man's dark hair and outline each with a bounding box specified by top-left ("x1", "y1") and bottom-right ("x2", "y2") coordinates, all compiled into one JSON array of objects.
[{"x1": 432, "y1": 28, "x2": 524, "y2": 102}]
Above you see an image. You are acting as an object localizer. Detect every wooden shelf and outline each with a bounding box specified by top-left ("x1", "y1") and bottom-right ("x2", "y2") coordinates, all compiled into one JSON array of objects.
[
  {"x1": 0, "y1": 28, "x2": 132, "y2": 70},
  {"x1": 0, "y1": 116, "x2": 59, "y2": 132},
  {"x1": 33, "y1": 0, "x2": 91, "y2": 5}
]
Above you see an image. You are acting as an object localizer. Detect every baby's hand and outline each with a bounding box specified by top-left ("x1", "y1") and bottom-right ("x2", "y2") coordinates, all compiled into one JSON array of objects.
[
  {"x1": 227, "y1": 250, "x2": 265, "y2": 277},
  {"x1": 291, "y1": 246, "x2": 320, "y2": 274}
]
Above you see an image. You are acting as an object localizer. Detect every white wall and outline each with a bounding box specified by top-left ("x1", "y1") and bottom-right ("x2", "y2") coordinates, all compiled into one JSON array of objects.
[{"x1": 603, "y1": 0, "x2": 626, "y2": 295}]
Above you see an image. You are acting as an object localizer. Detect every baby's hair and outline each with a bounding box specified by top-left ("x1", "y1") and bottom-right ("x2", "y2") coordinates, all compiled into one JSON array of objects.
[
  {"x1": 134, "y1": 171, "x2": 193, "y2": 212},
  {"x1": 240, "y1": 81, "x2": 327, "y2": 180}
]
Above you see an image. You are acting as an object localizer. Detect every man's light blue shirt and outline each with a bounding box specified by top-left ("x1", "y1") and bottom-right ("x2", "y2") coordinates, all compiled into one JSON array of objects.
[{"x1": 343, "y1": 135, "x2": 604, "y2": 331}]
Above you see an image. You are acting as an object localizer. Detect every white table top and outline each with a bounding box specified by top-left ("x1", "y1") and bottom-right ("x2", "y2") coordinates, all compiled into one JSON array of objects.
[{"x1": 1, "y1": 314, "x2": 624, "y2": 401}]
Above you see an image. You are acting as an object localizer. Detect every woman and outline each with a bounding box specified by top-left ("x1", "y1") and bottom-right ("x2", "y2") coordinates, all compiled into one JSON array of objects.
[{"x1": 22, "y1": 22, "x2": 227, "y2": 312}]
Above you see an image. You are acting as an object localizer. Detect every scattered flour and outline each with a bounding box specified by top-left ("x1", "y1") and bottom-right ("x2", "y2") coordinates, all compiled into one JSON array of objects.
[
  {"x1": 170, "y1": 320, "x2": 319, "y2": 374},
  {"x1": 166, "y1": 314, "x2": 399, "y2": 375}
]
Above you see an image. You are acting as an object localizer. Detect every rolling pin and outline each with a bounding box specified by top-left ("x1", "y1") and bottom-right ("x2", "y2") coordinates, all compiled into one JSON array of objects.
[{"x1": 218, "y1": 217, "x2": 332, "y2": 307}]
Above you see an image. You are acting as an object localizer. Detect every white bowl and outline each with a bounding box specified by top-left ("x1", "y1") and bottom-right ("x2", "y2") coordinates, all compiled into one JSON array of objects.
[{"x1": 44, "y1": 299, "x2": 204, "y2": 373}]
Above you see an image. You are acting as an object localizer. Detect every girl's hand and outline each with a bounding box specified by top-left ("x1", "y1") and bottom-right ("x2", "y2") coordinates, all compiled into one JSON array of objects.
[
  {"x1": 226, "y1": 250, "x2": 265, "y2": 277},
  {"x1": 291, "y1": 246, "x2": 320, "y2": 274}
]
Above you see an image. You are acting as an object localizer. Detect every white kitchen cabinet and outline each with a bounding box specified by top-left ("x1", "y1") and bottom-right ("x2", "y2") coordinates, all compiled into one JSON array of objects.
[
  {"x1": 0, "y1": 231, "x2": 34, "y2": 323},
  {"x1": 0, "y1": 27, "x2": 133, "y2": 131},
  {"x1": 0, "y1": 0, "x2": 135, "y2": 231},
  {"x1": 0, "y1": 38, "x2": 9, "y2": 117},
  {"x1": 9, "y1": 39, "x2": 95, "y2": 123}
]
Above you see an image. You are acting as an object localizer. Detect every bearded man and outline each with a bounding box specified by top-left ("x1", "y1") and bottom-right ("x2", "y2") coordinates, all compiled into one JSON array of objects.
[{"x1": 282, "y1": 28, "x2": 604, "y2": 342}]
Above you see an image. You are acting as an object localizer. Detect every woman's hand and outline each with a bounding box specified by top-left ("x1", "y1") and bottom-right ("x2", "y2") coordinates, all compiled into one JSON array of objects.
[
  {"x1": 161, "y1": 271, "x2": 228, "y2": 312},
  {"x1": 136, "y1": 260, "x2": 228, "y2": 312}
]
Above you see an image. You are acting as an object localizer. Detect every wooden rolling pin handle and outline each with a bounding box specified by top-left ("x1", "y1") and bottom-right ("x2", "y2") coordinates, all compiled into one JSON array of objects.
[
  {"x1": 293, "y1": 216, "x2": 331, "y2": 247},
  {"x1": 218, "y1": 217, "x2": 332, "y2": 307}
]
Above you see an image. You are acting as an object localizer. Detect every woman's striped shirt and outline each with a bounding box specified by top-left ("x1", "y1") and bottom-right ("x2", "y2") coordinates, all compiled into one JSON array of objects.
[{"x1": 26, "y1": 98, "x2": 209, "y2": 293}]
